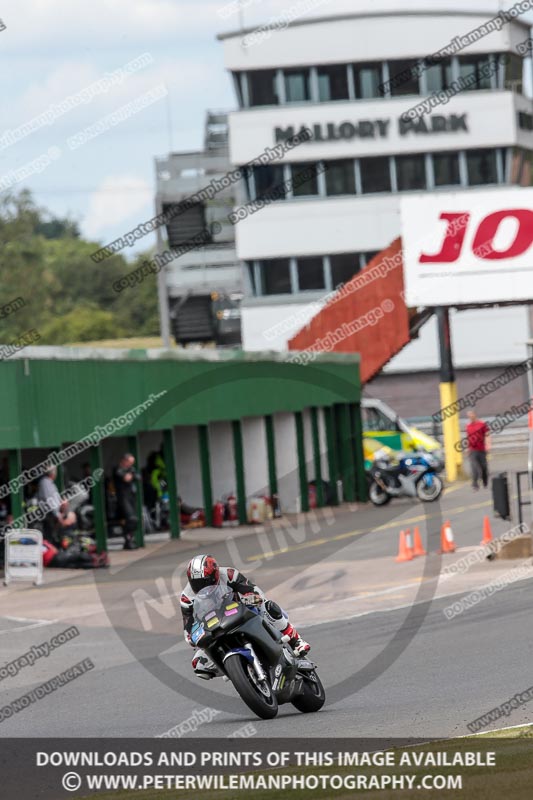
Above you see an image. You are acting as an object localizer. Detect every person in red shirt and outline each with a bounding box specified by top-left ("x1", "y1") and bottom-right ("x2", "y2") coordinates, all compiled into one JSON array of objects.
[{"x1": 466, "y1": 410, "x2": 490, "y2": 491}]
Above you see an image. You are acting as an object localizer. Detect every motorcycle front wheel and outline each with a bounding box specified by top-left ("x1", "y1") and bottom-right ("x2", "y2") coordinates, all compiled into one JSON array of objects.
[
  {"x1": 224, "y1": 655, "x2": 278, "y2": 720},
  {"x1": 368, "y1": 480, "x2": 392, "y2": 506},
  {"x1": 416, "y1": 475, "x2": 443, "y2": 502},
  {"x1": 292, "y1": 669, "x2": 326, "y2": 713}
]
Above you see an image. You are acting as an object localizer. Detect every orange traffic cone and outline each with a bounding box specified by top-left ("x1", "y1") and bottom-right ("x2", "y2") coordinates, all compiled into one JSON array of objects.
[
  {"x1": 396, "y1": 529, "x2": 413, "y2": 562},
  {"x1": 440, "y1": 520, "x2": 456, "y2": 553},
  {"x1": 481, "y1": 515, "x2": 493, "y2": 546},
  {"x1": 412, "y1": 526, "x2": 427, "y2": 557},
  {"x1": 405, "y1": 528, "x2": 414, "y2": 559}
]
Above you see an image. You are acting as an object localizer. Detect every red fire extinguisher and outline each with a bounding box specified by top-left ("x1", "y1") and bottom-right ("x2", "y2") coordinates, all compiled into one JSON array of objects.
[
  {"x1": 212, "y1": 501, "x2": 225, "y2": 528},
  {"x1": 226, "y1": 494, "x2": 239, "y2": 525}
]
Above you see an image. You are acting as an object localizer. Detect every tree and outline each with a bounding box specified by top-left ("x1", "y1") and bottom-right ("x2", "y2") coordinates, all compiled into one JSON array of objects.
[
  {"x1": 0, "y1": 189, "x2": 160, "y2": 345},
  {"x1": 40, "y1": 304, "x2": 120, "y2": 344},
  {"x1": 113, "y1": 254, "x2": 160, "y2": 336},
  {"x1": 35, "y1": 217, "x2": 80, "y2": 240}
]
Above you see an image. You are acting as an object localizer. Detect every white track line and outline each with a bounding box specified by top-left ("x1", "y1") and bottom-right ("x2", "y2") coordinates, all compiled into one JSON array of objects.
[
  {"x1": 299, "y1": 572, "x2": 533, "y2": 628},
  {"x1": 0, "y1": 616, "x2": 57, "y2": 635},
  {"x1": 460, "y1": 721, "x2": 533, "y2": 738}
]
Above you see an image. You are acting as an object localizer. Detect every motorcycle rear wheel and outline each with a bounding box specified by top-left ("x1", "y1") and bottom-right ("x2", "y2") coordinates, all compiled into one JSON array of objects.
[
  {"x1": 224, "y1": 655, "x2": 278, "y2": 720},
  {"x1": 416, "y1": 475, "x2": 443, "y2": 502},
  {"x1": 369, "y1": 480, "x2": 392, "y2": 506},
  {"x1": 291, "y1": 670, "x2": 326, "y2": 713}
]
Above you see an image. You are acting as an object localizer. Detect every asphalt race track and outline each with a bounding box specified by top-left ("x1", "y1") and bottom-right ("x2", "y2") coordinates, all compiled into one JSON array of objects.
[{"x1": 1, "y1": 581, "x2": 532, "y2": 739}]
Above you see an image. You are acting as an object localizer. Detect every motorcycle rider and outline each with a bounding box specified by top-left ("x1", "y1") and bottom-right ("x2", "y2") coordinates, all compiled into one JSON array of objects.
[{"x1": 181, "y1": 554, "x2": 310, "y2": 679}]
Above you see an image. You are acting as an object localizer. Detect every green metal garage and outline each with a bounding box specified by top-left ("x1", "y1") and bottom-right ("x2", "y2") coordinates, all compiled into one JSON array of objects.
[{"x1": 0, "y1": 346, "x2": 366, "y2": 550}]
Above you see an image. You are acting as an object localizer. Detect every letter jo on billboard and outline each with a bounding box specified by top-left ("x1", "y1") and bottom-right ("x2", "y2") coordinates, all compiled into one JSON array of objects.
[{"x1": 401, "y1": 188, "x2": 533, "y2": 307}]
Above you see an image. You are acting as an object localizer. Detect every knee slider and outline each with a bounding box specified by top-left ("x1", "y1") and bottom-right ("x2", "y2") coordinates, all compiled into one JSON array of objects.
[
  {"x1": 264, "y1": 600, "x2": 288, "y2": 631},
  {"x1": 265, "y1": 600, "x2": 283, "y2": 619}
]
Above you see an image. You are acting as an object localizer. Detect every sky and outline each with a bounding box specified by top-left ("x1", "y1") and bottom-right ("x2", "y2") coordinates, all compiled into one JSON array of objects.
[{"x1": 0, "y1": 0, "x2": 526, "y2": 259}]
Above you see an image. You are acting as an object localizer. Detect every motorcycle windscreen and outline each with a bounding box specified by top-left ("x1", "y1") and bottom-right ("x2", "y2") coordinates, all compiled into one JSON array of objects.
[{"x1": 193, "y1": 584, "x2": 234, "y2": 621}]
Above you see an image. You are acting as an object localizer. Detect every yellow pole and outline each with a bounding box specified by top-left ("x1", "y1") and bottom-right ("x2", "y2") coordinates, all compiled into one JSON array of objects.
[
  {"x1": 449, "y1": 381, "x2": 464, "y2": 478},
  {"x1": 439, "y1": 381, "x2": 464, "y2": 482},
  {"x1": 436, "y1": 307, "x2": 465, "y2": 483},
  {"x1": 440, "y1": 382, "x2": 456, "y2": 482}
]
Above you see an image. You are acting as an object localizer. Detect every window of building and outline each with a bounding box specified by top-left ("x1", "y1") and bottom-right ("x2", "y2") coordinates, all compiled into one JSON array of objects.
[
  {"x1": 291, "y1": 162, "x2": 319, "y2": 196},
  {"x1": 433, "y1": 152, "x2": 461, "y2": 186},
  {"x1": 466, "y1": 149, "x2": 498, "y2": 185},
  {"x1": 362, "y1": 251, "x2": 379, "y2": 267},
  {"x1": 388, "y1": 59, "x2": 421, "y2": 96},
  {"x1": 297, "y1": 256, "x2": 325, "y2": 291},
  {"x1": 330, "y1": 253, "x2": 359, "y2": 288},
  {"x1": 395, "y1": 154, "x2": 427, "y2": 191},
  {"x1": 248, "y1": 70, "x2": 279, "y2": 106},
  {"x1": 359, "y1": 156, "x2": 391, "y2": 193},
  {"x1": 325, "y1": 159, "x2": 355, "y2": 195},
  {"x1": 317, "y1": 64, "x2": 349, "y2": 101},
  {"x1": 503, "y1": 53, "x2": 523, "y2": 93},
  {"x1": 458, "y1": 54, "x2": 493, "y2": 90},
  {"x1": 252, "y1": 164, "x2": 286, "y2": 200},
  {"x1": 243, "y1": 168, "x2": 253, "y2": 201},
  {"x1": 424, "y1": 58, "x2": 453, "y2": 93},
  {"x1": 247, "y1": 263, "x2": 257, "y2": 295},
  {"x1": 233, "y1": 73, "x2": 245, "y2": 107},
  {"x1": 509, "y1": 147, "x2": 530, "y2": 185},
  {"x1": 261, "y1": 258, "x2": 292, "y2": 295},
  {"x1": 353, "y1": 62, "x2": 382, "y2": 99},
  {"x1": 285, "y1": 68, "x2": 311, "y2": 102},
  {"x1": 164, "y1": 202, "x2": 208, "y2": 247}
]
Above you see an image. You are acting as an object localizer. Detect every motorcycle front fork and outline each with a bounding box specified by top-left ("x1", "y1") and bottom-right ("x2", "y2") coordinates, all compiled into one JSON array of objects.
[{"x1": 244, "y1": 643, "x2": 268, "y2": 683}]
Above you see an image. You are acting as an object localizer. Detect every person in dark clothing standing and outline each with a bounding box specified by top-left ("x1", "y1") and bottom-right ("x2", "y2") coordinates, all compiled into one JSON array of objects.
[
  {"x1": 113, "y1": 453, "x2": 140, "y2": 550},
  {"x1": 466, "y1": 410, "x2": 490, "y2": 491}
]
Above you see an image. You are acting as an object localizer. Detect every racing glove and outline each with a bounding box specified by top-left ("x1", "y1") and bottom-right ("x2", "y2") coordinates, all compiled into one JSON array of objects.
[{"x1": 241, "y1": 592, "x2": 263, "y2": 607}]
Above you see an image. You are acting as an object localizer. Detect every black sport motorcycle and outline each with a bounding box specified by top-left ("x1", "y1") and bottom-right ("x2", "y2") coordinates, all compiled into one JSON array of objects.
[{"x1": 191, "y1": 584, "x2": 325, "y2": 720}]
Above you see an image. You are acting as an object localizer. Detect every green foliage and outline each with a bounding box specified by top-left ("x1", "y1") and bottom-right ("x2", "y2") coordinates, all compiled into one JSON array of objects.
[
  {"x1": 40, "y1": 304, "x2": 119, "y2": 343},
  {"x1": 113, "y1": 257, "x2": 160, "y2": 336},
  {"x1": 35, "y1": 218, "x2": 80, "y2": 240},
  {"x1": 0, "y1": 190, "x2": 159, "y2": 344}
]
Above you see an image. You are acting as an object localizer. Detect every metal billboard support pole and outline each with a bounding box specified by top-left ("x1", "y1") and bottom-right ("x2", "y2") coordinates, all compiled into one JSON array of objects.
[{"x1": 436, "y1": 307, "x2": 464, "y2": 482}]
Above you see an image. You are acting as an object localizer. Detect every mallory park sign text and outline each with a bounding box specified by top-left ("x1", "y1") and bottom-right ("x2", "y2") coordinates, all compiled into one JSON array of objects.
[{"x1": 274, "y1": 114, "x2": 468, "y2": 144}]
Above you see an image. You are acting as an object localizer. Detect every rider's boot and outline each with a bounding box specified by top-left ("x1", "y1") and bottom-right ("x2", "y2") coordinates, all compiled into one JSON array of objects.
[
  {"x1": 264, "y1": 600, "x2": 311, "y2": 656},
  {"x1": 281, "y1": 623, "x2": 311, "y2": 656},
  {"x1": 192, "y1": 651, "x2": 218, "y2": 680}
]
